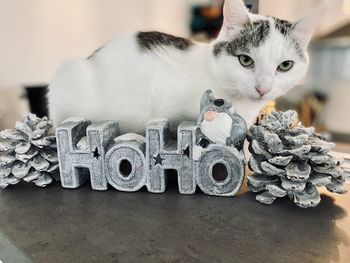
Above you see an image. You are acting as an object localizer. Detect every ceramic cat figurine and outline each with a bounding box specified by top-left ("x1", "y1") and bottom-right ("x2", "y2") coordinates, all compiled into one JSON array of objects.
[
  {"x1": 197, "y1": 90, "x2": 247, "y2": 150},
  {"x1": 49, "y1": 0, "x2": 318, "y2": 134}
]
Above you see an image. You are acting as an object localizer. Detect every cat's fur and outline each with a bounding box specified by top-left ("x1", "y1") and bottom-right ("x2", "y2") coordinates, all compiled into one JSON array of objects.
[{"x1": 49, "y1": 0, "x2": 317, "y2": 133}]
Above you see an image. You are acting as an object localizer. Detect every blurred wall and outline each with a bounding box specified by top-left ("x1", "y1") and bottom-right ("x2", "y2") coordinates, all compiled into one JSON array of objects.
[
  {"x1": 260, "y1": 0, "x2": 349, "y2": 36},
  {"x1": 0, "y1": 0, "x2": 348, "y2": 88},
  {"x1": 0, "y1": 88, "x2": 29, "y2": 130},
  {"x1": 0, "y1": 0, "x2": 209, "y2": 88}
]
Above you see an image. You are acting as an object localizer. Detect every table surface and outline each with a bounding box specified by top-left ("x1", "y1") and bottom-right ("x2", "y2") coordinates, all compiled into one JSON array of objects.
[{"x1": 0, "y1": 179, "x2": 349, "y2": 263}]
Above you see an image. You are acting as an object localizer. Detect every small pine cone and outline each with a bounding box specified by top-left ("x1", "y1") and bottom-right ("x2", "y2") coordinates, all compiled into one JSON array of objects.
[
  {"x1": 0, "y1": 114, "x2": 59, "y2": 188},
  {"x1": 247, "y1": 110, "x2": 348, "y2": 208}
]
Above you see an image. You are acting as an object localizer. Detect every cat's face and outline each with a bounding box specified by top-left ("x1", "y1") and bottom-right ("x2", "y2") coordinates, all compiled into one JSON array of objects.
[{"x1": 211, "y1": 0, "x2": 317, "y2": 101}]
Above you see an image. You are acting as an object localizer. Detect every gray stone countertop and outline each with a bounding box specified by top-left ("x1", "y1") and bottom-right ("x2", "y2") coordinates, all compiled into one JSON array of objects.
[{"x1": 0, "y1": 180, "x2": 349, "y2": 263}]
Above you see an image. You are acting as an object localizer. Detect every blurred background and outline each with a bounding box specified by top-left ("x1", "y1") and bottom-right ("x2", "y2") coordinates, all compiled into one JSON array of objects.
[{"x1": 1, "y1": 0, "x2": 350, "y2": 147}]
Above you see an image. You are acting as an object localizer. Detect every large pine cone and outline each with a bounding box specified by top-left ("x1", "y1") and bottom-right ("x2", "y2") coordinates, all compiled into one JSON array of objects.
[
  {"x1": 247, "y1": 110, "x2": 349, "y2": 208},
  {"x1": 0, "y1": 114, "x2": 59, "y2": 188}
]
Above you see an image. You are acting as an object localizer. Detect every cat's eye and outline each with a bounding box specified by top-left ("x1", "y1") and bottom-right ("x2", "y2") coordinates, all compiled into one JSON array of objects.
[
  {"x1": 238, "y1": 55, "x2": 254, "y2": 68},
  {"x1": 277, "y1": 60, "x2": 294, "y2": 72}
]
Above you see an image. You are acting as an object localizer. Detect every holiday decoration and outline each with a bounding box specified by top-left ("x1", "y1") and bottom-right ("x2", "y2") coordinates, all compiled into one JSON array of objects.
[
  {"x1": 197, "y1": 90, "x2": 247, "y2": 150},
  {"x1": 247, "y1": 110, "x2": 348, "y2": 208},
  {"x1": 0, "y1": 114, "x2": 59, "y2": 188},
  {"x1": 56, "y1": 91, "x2": 247, "y2": 197},
  {"x1": 0, "y1": 90, "x2": 348, "y2": 210}
]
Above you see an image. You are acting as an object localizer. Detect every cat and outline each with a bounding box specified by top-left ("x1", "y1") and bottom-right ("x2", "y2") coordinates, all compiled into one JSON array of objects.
[{"x1": 48, "y1": 0, "x2": 318, "y2": 134}]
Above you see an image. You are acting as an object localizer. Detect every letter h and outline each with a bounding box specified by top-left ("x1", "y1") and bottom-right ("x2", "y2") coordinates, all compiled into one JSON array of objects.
[
  {"x1": 56, "y1": 119, "x2": 119, "y2": 190},
  {"x1": 146, "y1": 120, "x2": 198, "y2": 194}
]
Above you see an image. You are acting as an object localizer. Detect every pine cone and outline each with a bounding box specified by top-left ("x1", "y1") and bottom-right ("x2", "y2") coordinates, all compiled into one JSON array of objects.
[
  {"x1": 0, "y1": 114, "x2": 59, "y2": 188},
  {"x1": 247, "y1": 110, "x2": 348, "y2": 208}
]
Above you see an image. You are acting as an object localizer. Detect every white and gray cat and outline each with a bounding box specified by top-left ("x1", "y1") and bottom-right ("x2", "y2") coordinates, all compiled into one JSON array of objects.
[{"x1": 49, "y1": 0, "x2": 318, "y2": 133}]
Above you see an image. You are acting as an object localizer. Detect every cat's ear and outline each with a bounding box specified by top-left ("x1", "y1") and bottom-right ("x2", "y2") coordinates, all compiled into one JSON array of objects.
[
  {"x1": 292, "y1": 4, "x2": 323, "y2": 49},
  {"x1": 293, "y1": 18, "x2": 317, "y2": 49},
  {"x1": 222, "y1": 0, "x2": 250, "y2": 32}
]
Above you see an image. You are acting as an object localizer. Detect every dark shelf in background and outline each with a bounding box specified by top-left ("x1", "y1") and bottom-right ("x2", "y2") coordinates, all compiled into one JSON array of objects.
[{"x1": 25, "y1": 85, "x2": 49, "y2": 118}]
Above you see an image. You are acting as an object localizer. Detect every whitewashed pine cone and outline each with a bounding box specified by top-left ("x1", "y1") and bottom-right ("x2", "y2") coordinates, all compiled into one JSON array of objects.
[
  {"x1": 247, "y1": 110, "x2": 347, "y2": 208},
  {"x1": 0, "y1": 114, "x2": 58, "y2": 188}
]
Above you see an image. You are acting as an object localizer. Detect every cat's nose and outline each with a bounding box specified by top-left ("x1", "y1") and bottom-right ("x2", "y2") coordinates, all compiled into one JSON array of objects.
[
  {"x1": 256, "y1": 86, "x2": 271, "y2": 97},
  {"x1": 214, "y1": 99, "x2": 224, "y2": 106}
]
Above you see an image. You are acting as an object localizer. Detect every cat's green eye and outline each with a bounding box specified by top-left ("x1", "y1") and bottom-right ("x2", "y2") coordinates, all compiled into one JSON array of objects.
[
  {"x1": 278, "y1": 60, "x2": 294, "y2": 72},
  {"x1": 238, "y1": 55, "x2": 254, "y2": 68}
]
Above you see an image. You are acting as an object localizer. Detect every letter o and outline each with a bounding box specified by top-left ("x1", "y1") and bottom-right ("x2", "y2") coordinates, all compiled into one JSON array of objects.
[
  {"x1": 105, "y1": 143, "x2": 146, "y2": 192},
  {"x1": 197, "y1": 146, "x2": 245, "y2": 196}
]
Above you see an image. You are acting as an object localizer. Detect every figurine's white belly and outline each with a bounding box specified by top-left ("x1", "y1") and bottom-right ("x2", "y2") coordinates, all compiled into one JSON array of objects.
[{"x1": 200, "y1": 113, "x2": 232, "y2": 145}]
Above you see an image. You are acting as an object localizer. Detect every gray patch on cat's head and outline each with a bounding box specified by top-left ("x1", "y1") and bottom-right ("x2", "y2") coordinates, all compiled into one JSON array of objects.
[
  {"x1": 214, "y1": 19, "x2": 271, "y2": 57},
  {"x1": 137, "y1": 31, "x2": 193, "y2": 52},
  {"x1": 214, "y1": 17, "x2": 306, "y2": 60},
  {"x1": 273, "y1": 17, "x2": 293, "y2": 36},
  {"x1": 273, "y1": 17, "x2": 306, "y2": 59}
]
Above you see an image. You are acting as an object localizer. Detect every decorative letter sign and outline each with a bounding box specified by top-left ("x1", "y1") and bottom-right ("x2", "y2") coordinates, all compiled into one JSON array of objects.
[{"x1": 56, "y1": 118, "x2": 245, "y2": 197}]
